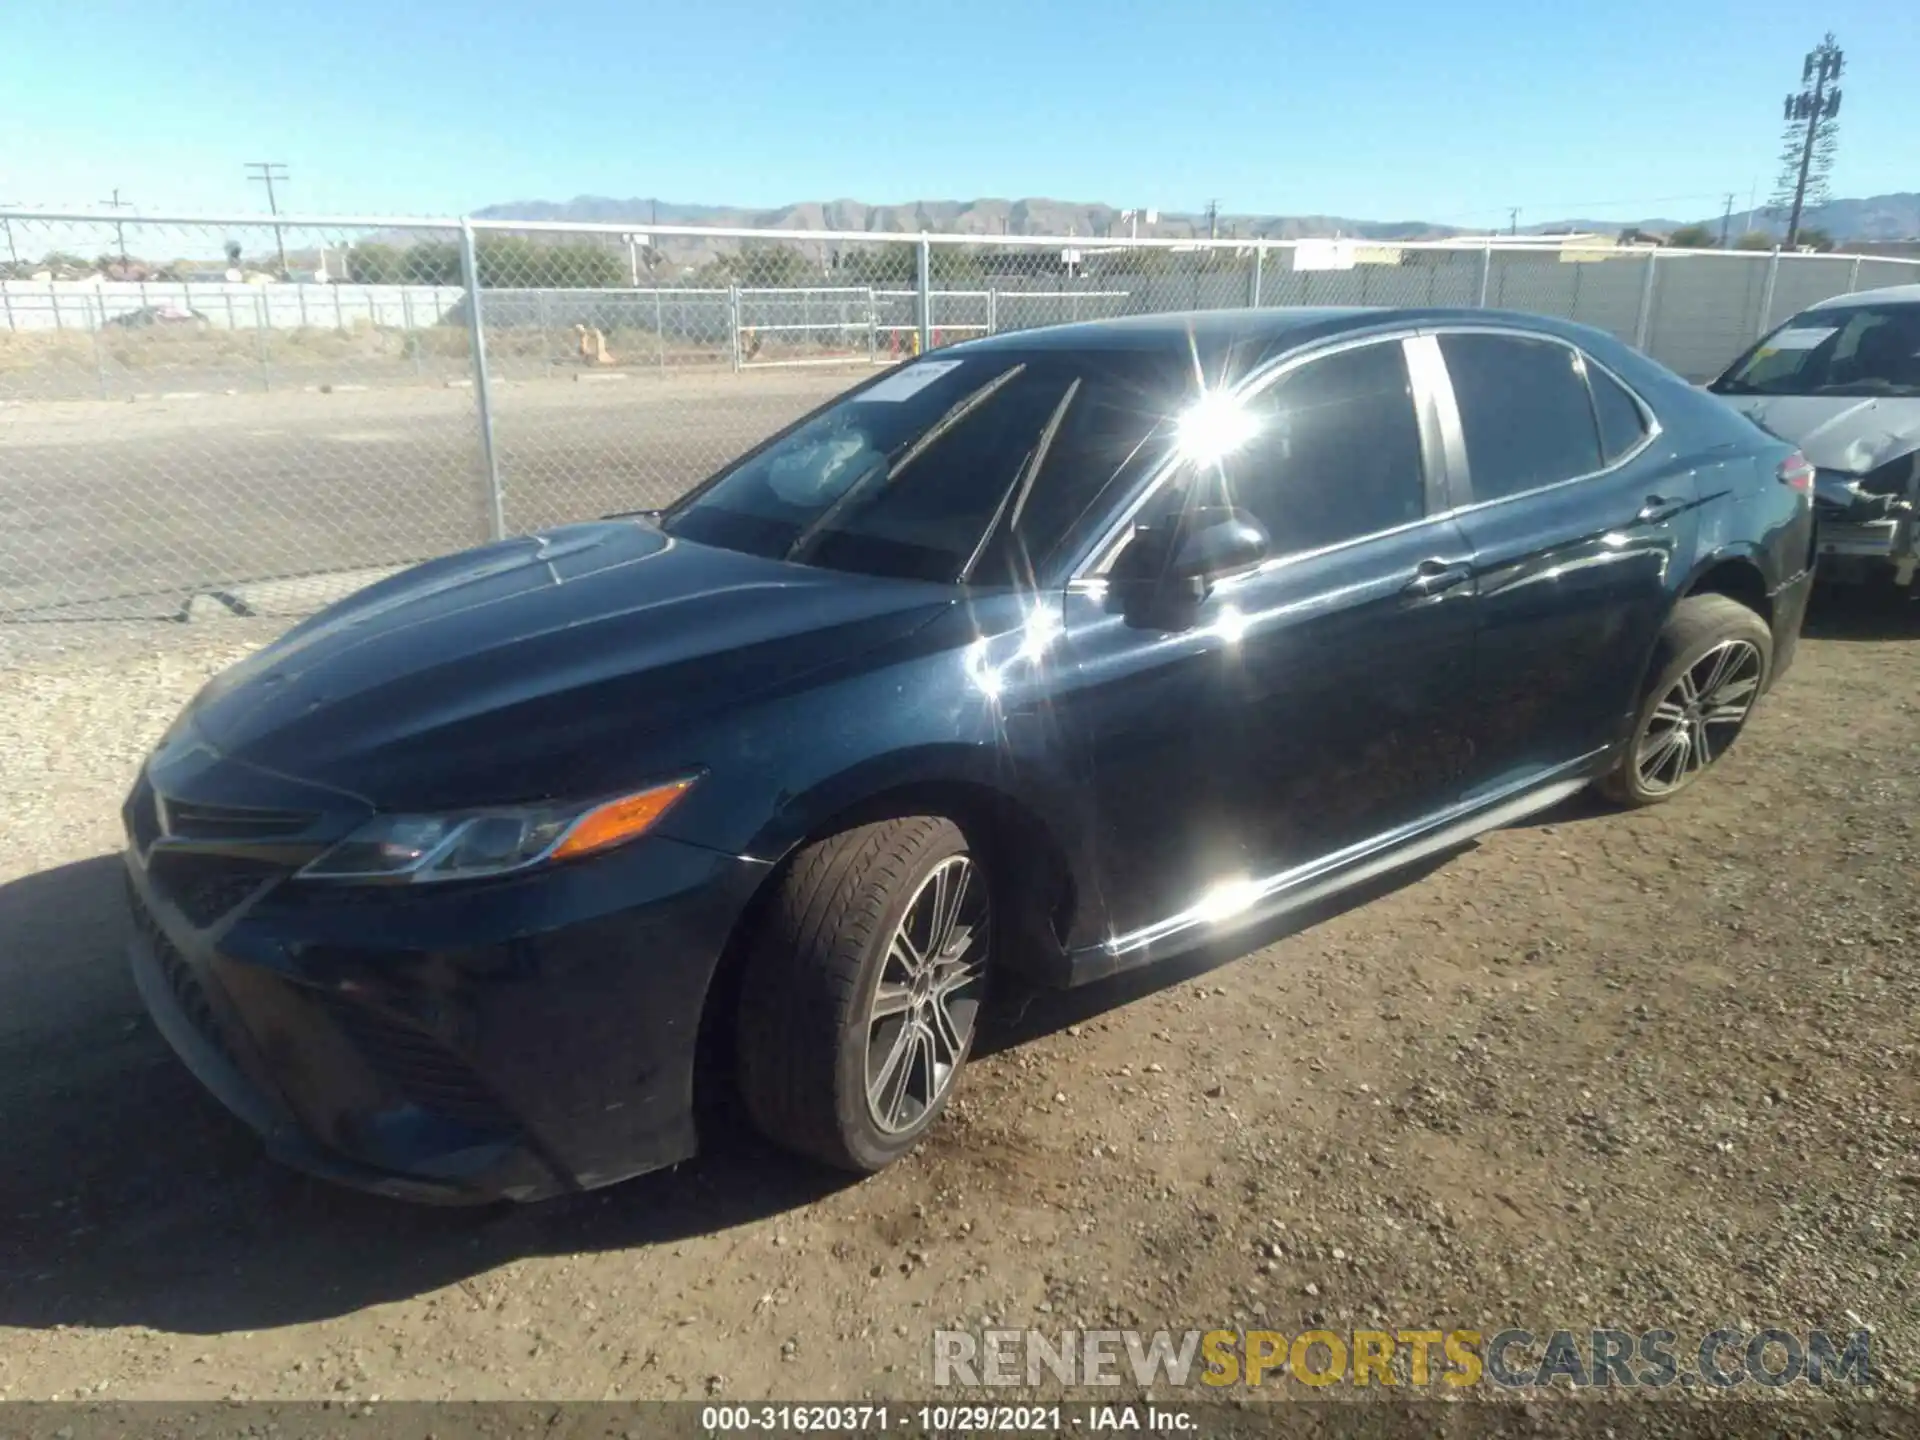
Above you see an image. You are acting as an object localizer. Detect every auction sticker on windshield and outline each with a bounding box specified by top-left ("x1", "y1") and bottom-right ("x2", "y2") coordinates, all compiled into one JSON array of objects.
[
  {"x1": 1765, "y1": 326, "x2": 1839, "y2": 350},
  {"x1": 858, "y1": 360, "x2": 966, "y2": 402}
]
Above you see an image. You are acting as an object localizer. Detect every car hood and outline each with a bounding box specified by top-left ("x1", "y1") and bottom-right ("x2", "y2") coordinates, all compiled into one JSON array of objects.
[
  {"x1": 1721, "y1": 394, "x2": 1920, "y2": 475},
  {"x1": 185, "y1": 520, "x2": 953, "y2": 810}
]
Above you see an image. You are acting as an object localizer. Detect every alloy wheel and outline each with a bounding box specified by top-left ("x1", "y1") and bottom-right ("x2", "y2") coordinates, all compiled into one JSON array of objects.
[
  {"x1": 864, "y1": 854, "x2": 988, "y2": 1135},
  {"x1": 1634, "y1": 639, "x2": 1763, "y2": 794}
]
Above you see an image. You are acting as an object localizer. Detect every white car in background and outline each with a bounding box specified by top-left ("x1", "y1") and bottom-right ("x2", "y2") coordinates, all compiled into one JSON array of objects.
[{"x1": 1709, "y1": 285, "x2": 1920, "y2": 590}]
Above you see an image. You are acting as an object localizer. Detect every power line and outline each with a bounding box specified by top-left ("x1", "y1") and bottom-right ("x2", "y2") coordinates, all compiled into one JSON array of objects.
[
  {"x1": 1423, "y1": 192, "x2": 1729, "y2": 228},
  {"x1": 246, "y1": 161, "x2": 291, "y2": 277}
]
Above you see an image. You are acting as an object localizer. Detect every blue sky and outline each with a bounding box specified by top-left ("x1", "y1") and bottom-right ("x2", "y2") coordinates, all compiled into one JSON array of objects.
[{"x1": 3, "y1": 0, "x2": 1913, "y2": 227}]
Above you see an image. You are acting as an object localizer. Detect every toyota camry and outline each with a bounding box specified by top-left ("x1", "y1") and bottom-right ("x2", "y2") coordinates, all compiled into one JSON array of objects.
[{"x1": 124, "y1": 307, "x2": 1816, "y2": 1202}]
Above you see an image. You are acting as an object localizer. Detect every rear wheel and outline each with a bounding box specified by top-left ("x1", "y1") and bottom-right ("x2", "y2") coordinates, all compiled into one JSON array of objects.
[
  {"x1": 735, "y1": 816, "x2": 990, "y2": 1172},
  {"x1": 1601, "y1": 593, "x2": 1772, "y2": 807}
]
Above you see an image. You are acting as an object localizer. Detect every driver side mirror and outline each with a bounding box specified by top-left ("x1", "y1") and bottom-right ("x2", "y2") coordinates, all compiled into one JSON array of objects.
[
  {"x1": 1110, "y1": 505, "x2": 1270, "y2": 619},
  {"x1": 1168, "y1": 507, "x2": 1269, "y2": 583}
]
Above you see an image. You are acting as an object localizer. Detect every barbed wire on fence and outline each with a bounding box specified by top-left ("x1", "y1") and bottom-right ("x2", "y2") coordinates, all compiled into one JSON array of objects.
[{"x1": 2, "y1": 207, "x2": 1915, "y2": 622}]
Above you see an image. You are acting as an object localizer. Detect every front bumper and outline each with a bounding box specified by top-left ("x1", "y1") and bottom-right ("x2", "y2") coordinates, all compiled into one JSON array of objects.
[
  {"x1": 1815, "y1": 517, "x2": 1918, "y2": 584},
  {"x1": 1814, "y1": 471, "x2": 1918, "y2": 586},
  {"x1": 123, "y1": 825, "x2": 769, "y2": 1204}
]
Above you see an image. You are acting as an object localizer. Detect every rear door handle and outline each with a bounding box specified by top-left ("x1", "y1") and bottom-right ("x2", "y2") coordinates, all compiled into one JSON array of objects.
[
  {"x1": 1401, "y1": 557, "x2": 1473, "y2": 598},
  {"x1": 1633, "y1": 494, "x2": 1685, "y2": 525}
]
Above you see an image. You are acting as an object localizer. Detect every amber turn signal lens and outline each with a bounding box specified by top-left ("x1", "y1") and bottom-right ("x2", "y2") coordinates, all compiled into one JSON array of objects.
[{"x1": 549, "y1": 778, "x2": 696, "y2": 861}]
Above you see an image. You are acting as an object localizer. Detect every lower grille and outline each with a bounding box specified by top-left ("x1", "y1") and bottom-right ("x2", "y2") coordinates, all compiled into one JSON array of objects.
[
  {"x1": 128, "y1": 886, "x2": 237, "y2": 1066},
  {"x1": 324, "y1": 998, "x2": 517, "y2": 1134},
  {"x1": 146, "y1": 852, "x2": 286, "y2": 927}
]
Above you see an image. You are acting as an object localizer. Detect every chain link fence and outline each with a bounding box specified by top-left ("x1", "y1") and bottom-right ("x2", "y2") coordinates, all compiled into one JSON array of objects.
[{"x1": 3, "y1": 208, "x2": 1916, "y2": 623}]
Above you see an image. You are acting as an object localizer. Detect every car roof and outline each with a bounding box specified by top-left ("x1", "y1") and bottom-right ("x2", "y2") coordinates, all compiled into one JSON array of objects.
[
  {"x1": 945, "y1": 305, "x2": 1630, "y2": 378},
  {"x1": 1807, "y1": 282, "x2": 1920, "y2": 310}
]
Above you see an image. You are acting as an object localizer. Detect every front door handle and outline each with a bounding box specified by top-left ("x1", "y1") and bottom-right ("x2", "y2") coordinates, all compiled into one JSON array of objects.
[
  {"x1": 1633, "y1": 494, "x2": 1685, "y2": 525},
  {"x1": 1401, "y1": 557, "x2": 1473, "y2": 598}
]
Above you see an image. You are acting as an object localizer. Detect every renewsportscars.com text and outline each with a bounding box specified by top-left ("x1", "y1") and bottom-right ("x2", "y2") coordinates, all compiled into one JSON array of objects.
[{"x1": 932, "y1": 1326, "x2": 1875, "y2": 1390}]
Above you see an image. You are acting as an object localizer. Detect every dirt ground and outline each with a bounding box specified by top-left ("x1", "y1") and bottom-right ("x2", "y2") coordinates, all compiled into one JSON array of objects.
[{"x1": 0, "y1": 592, "x2": 1915, "y2": 1408}]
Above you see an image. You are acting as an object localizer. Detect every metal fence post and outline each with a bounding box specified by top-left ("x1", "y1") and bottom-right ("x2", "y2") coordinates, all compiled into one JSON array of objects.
[
  {"x1": 1, "y1": 281, "x2": 11, "y2": 332},
  {"x1": 1250, "y1": 246, "x2": 1264, "y2": 308},
  {"x1": 866, "y1": 286, "x2": 878, "y2": 363},
  {"x1": 656, "y1": 287, "x2": 666, "y2": 370},
  {"x1": 728, "y1": 284, "x2": 742, "y2": 372},
  {"x1": 458, "y1": 219, "x2": 506, "y2": 542},
  {"x1": 1477, "y1": 243, "x2": 1493, "y2": 308},
  {"x1": 90, "y1": 294, "x2": 110, "y2": 399},
  {"x1": 254, "y1": 290, "x2": 272, "y2": 391},
  {"x1": 1757, "y1": 250, "x2": 1781, "y2": 338},
  {"x1": 1633, "y1": 251, "x2": 1659, "y2": 351},
  {"x1": 1847, "y1": 256, "x2": 1862, "y2": 293},
  {"x1": 986, "y1": 285, "x2": 998, "y2": 336},
  {"x1": 916, "y1": 235, "x2": 932, "y2": 355},
  {"x1": 402, "y1": 289, "x2": 423, "y2": 376}
]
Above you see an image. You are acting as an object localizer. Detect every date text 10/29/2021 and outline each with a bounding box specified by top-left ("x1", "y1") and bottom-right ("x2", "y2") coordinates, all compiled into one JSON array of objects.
[{"x1": 700, "y1": 1407, "x2": 1172, "y2": 1432}]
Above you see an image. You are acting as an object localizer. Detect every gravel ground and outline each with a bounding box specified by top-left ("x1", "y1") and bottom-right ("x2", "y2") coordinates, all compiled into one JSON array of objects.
[{"x1": 0, "y1": 591, "x2": 1915, "y2": 1413}]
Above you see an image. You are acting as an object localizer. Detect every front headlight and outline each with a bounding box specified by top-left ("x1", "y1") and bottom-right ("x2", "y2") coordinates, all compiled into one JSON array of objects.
[{"x1": 298, "y1": 776, "x2": 696, "y2": 883}]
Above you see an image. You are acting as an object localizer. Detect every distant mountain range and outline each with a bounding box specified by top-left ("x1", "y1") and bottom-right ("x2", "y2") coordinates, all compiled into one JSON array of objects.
[{"x1": 473, "y1": 192, "x2": 1920, "y2": 245}]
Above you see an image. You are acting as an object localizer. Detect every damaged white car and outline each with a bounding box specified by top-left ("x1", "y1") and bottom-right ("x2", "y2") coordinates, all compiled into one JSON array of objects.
[{"x1": 1710, "y1": 285, "x2": 1920, "y2": 589}]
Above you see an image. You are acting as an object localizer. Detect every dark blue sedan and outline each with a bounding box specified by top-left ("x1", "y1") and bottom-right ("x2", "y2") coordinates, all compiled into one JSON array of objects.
[{"x1": 124, "y1": 307, "x2": 1817, "y2": 1201}]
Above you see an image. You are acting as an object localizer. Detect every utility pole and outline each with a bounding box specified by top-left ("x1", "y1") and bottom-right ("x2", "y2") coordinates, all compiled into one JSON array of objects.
[
  {"x1": 1204, "y1": 199, "x2": 1220, "y2": 240},
  {"x1": 1775, "y1": 34, "x2": 1844, "y2": 250},
  {"x1": 1720, "y1": 193, "x2": 1735, "y2": 249},
  {"x1": 101, "y1": 187, "x2": 132, "y2": 268},
  {"x1": 246, "y1": 162, "x2": 291, "y2": 277},
  {"x1": 0, "y1": 200, "x2": 20, "y2": 270},
  {"x1": 1507, "y1": 207, "x2": 1520, "y2": 236}
]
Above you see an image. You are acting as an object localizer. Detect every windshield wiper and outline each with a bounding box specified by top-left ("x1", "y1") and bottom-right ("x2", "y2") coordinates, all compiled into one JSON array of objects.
[
  {"x1": 783, "y1": 364, "x2": 1028, "y2": 565},
  {"x1": 960, "y1": 379, "x2": 1079, "y2": 583}
]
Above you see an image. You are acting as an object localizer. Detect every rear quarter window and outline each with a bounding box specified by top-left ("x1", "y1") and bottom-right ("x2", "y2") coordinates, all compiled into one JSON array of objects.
[{"x1": 1588, "y1": 364, "x2": 1650, "y2": 464}]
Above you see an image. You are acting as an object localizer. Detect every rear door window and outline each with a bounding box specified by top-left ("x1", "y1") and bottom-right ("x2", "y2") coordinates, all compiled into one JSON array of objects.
[{"x1": 1439, "y1": 333, "x2": 1605, "y2": 502}]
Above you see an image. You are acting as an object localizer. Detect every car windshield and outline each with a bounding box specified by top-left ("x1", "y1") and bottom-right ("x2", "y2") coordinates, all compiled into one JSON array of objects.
[
  {"x1": 661, "y1": 349, "x2": 1186, "y2": 584},
  {"x1": 1713, "y1": 302, "x2": 1920, "y2": 397}
]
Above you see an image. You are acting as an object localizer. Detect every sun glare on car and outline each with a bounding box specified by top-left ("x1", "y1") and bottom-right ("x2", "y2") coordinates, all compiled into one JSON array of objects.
[{"x1": 1174, "y1": 388, "x2": 1261, "y2": 466}]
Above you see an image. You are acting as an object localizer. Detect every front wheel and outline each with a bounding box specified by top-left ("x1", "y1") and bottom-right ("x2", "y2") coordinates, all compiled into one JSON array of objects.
[
  {"x1": 735, "y1": 816, "x2": 991, "y2": 1173},
  {"x1": 1600, "y1": 593, "x2": 1773, "y2": 808}
]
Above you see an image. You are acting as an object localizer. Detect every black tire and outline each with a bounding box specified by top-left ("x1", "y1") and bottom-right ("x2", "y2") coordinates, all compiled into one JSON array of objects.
[
  {"x1": 1600, "y1": 593, "x2": 1773, "y2": 808},
  {"x1": 735, "y1": 816, "x2": 990, "y2": 1172}
]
